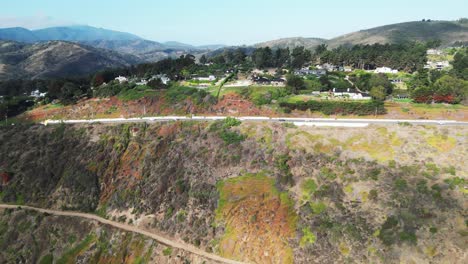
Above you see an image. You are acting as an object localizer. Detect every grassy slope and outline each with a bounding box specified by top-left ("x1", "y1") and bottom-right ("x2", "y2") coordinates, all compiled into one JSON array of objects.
[
  {"x1": 328, "y1": 20, "x2": 468, "y2": 48},
  {"x1": 0, "y1": 122, "x2": 466, "y2": 263}
]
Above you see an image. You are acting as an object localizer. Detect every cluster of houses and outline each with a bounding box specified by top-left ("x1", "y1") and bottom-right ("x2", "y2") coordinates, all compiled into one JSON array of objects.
[
  {"x1": 293, "y1": 65, "x2": 400, "y2": 76},
  {"x1": 424, "y1": 61, "x2": 450, "y2": 70},
  {"x1": 30, "y1": 90, "x2": 47, "y2": 98},
  {"x1": 114, "y1": 74, "x2": 171, "y2": 86},
  {"x1": 252, "y1": 76, "x2": 286, "y2": 86},
  {"x1": 294, "y1": 68, "x2": 327, "y2": 77},
  {"x1": 425, "y1": 49, "x2": 451, "y2": 70}
]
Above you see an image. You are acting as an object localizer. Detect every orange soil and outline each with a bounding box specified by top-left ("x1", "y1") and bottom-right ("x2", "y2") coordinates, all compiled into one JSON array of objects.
[{"x1": 217, "y1": 174, "x2": 296, "y2": 264}]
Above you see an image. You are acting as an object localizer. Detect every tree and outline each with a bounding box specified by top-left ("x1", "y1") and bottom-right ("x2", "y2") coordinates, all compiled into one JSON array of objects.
[
  {"x1": 274, "y1": 48, "x2": 290, "y2": 68},
  {"x1": 92, "y1": 73, "x2": 105, "y2": 87},
  {"x1": 370, "y1": 86, "x2": 387, "y2": 101},
  {"x1": 252, "y1": 47, "x2": 273, "y2": 69},
  {"x1": 291, "y1": 46, "x2": 312, "y2": 69},
  {"x1": 452, "y1": 48, "x2": 468, "y2": 80},
  {"x1": 286, "y1": 74, "x2": 305, "y2": 94},
  {"x1": 432, "y1": 75, "x2": 467, "y2": 104},
  {"x1": 147, "y1": 78, "x2": 166, "y2": 90},
  {"x1": 59, "y1": 82, "x2": 81, "y2": 104},
  {"x1": 233, "y1": 48, "x2": 247, "y2": 64},
  {"x1": 315, "y1": 44, "x2": 328, "y2": 56},
  {"x1": 368, "y1": 74, "x2": 393, "y2": 94},
  {"x1": 199, "y1": 55, "x2": 207, "y2": 64},
  {"x1": 411, "y1": 86, "x2": 433, "y2": 103}
]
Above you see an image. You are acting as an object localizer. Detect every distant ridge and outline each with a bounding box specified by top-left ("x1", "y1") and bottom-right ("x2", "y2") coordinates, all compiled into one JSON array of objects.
[
  {"x1": 0, "y1": 25, "x2": 142, "y2": 43},
  {"x1": 0, "y1": 40, "x2": 139, "y2": 80},
  {"x1": 327, "y1": 19, "x2": 468, "y2": 48},
  {"x1": 254, "y1": 19, "x2": 468, "y2": 49}
]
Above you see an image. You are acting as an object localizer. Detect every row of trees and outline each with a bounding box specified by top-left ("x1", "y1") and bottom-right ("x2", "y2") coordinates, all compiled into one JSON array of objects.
[
  {"x1": 320, "y1": 42, "x2": 429, "y2": 72},
  {"x1": 203, "y1": 42, "x2": 433, "y2": 72},
  {"x1": 204, "y1": 46, "x2": 314, "y2": 69}
]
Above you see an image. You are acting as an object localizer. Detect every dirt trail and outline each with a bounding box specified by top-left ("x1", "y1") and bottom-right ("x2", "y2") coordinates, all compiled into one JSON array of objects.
[{"x1": 0, "y1": 204, "x2": 244, "y2": 264}]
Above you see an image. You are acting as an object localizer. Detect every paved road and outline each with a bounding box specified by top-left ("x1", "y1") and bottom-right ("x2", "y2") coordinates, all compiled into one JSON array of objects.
[
  {"x1": 0, "y1": 204, "x2": 243, "y2": 264},
  {"x1": 41, "y1": 115, "x2": 468, "y2": 127}
]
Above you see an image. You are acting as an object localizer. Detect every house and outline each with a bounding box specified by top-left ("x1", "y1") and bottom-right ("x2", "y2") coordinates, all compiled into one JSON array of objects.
[
  {"x1": 136, "y1": 79, "x2": 148, "y2": 86},
  {"x1": 271, "y1": 78, "x2": 286, "y2": 86},
  {"x1": 194, "y1": 75, "x2": 216, "y2": 81},
  {"x1": 424, "y1": 61, "x2": 450, "y2": 70},
  {"x1": 344, "y1": 66, "x2": 353, "y2": 72},
  {"x1": 328, "y1": 88, "x2": 371, "y2": 100},
  {"x1": 436, "y1": 61, "x2": 450, "y2": 70},
  {"x1": 115, "y1": 76, "x2": 128, "y2": 83},
  {"x1": 252, "y1": 76, "x2": 271, "y2": 85},
  {"x1": 395, "y1": 94, "x2": 409, "y2": 99},
  {"x1": 30, "y1": 89, "x2": 47, "y2": 98},
  {"x1": 294, "y1": 68, "x2": 326, "y2": 77},
  {"x1": 322, "y1": 64, "x2": 341, "y2": 72},
  {"x1": 390, "y1": 79, "x2": 403, "y2": 84},
  {"x1": 374, "y1": 67, "x2": 398, "y2": 74},
  {"x1": 151, "y1": 74, "x2": 171, "y2": 85},
  {"x1": 361, "y1": 93, "x2": 372, "y2": 100}
]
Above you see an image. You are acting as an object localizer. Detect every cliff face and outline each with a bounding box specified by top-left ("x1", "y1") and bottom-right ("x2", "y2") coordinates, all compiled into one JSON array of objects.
[{"x1": 0, "y1": 122, "x2": 466, "y2": 263}]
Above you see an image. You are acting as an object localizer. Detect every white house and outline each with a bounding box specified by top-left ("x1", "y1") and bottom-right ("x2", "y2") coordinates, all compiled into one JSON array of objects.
[
  {"x1": 424, "y1": 61, "x2": 450, "y2": 70},
  {"x1": 151, "y1": 74, "x2": 171, "y2": 85},
  {"x1": 194, "y1": 75, "x2": 216, "y2": 81},
  {"x1": 115, "y1": 76, "x2": 128, "y2": 83},
  {"x1": 136, "y1": 79, "x2": 148, "y2": 86},
  {"x1": 436, "y1": 61, "x2": 450, "y2": 70},
  {"x1": 374, "y1": 67, "x2": 398, "y2": 74},
  {"x1": 30, "y1": 90, "x2": 47, "y2": 98}
]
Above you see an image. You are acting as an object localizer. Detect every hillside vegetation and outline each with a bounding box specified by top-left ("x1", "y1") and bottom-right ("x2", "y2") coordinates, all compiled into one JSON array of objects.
[
  {"x1": 0, "y1": 121, "x2": 466, "y2": 263},
  {"x1": 256, "y1": 20, "x2": 468, "y2": 50},
  {"x1": 0, "y1": 40, "x2": 139, "y2": 80}
]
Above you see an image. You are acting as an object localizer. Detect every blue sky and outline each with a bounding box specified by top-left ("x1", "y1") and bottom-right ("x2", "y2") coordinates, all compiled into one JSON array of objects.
[{"x1": 0, "y1": 0, "x2": 466, "y2": 45}]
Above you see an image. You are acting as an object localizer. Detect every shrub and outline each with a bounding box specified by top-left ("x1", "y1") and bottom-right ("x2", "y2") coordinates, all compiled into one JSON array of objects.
[
  {"x1": 222, "y1": 117, "x2": 241, "y2": 129},
  {"x1": 369, "y1": 189, "x2": 378, "y2": 200},
  {"x1": 310, "y1": 201, "x2": 327, "y2": 214},
  {"x1": 300, "y1": 227, "x2": 316, "y2": 247},
  {"x1": 276, "y1": 154, "x2": 294, "y2": 185},
  {"x1": 162, "y1": 247, "x2": 173, "y2": 256},
  {"x1": 301, "y1": 179, "x2": 318, "y2": 199},
  {"x1": 219, "y1": 130, "x2": 245, "y2": 145},
  {"x1": 399, "y1": 231, "x2": 417, "y2": 244},
  {"x1": 394, "y1": 178, "x2": 407, "y2": 190},
  {"x1": 279, "y1": 100, "x2": 386, "y2": 115},
  {"x1": 320, "y1": 167, "x2": 337, "y2": 180}
]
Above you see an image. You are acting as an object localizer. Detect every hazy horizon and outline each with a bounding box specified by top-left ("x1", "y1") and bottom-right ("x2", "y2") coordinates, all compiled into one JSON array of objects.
[{"x1": 1, "y1": 0, "x2": 467, "y2": 45}]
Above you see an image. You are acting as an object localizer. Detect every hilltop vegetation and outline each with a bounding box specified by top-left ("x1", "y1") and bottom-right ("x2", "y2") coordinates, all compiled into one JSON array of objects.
[{"x1": 259, "y1": 19, "x2": 468, "y2": 50}]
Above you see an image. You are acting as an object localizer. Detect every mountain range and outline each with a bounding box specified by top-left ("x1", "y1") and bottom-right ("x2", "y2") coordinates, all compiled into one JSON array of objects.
[
  {"x1": 0, "y1": 40, "x2": 139, "y2": 80},
  {"x1": 0, "y1": 19, "x2": 467, "y2": 81},
  {"x1": 0, "y1": 25, "x2": 227, "y2": 63}
]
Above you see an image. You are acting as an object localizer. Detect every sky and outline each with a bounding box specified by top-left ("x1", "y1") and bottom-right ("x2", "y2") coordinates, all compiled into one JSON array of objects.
[{"x1": 0, "y1": 0, "x2": 466, "y2": 45}]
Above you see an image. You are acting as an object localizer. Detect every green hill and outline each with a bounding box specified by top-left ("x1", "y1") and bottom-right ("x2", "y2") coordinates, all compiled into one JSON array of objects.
[
  {"x1": 256, "y1": 19, "x2": 468, "y2": 50},
  {"x1": 327, "y1": 19, "x2": 468, "y2": 48}
]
